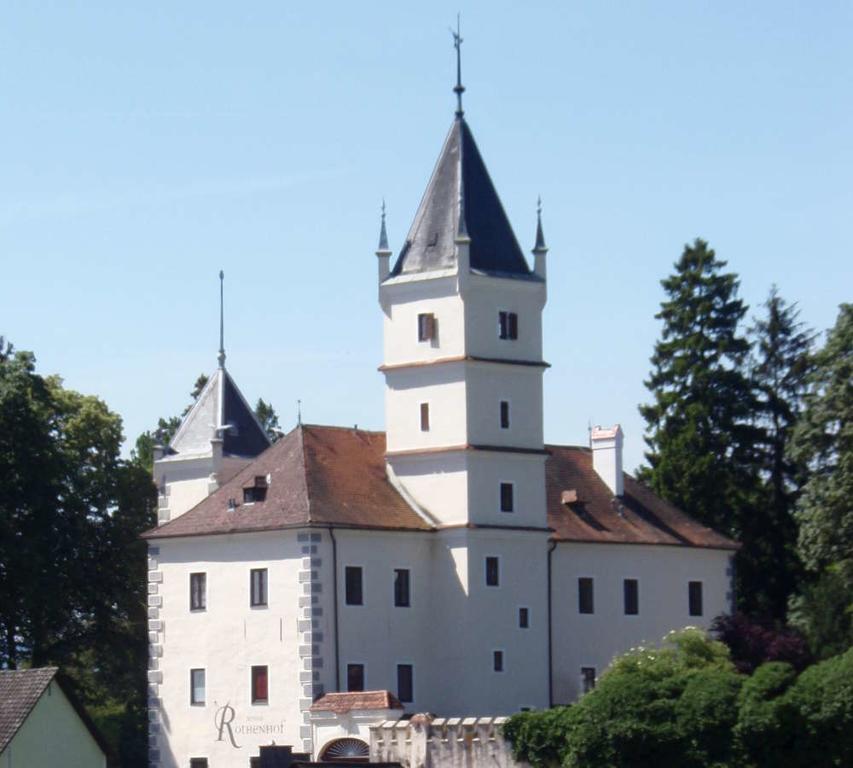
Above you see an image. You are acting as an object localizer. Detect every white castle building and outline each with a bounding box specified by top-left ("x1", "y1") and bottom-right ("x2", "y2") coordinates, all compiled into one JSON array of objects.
[{"x1": 143, "y1": 60, "x2": 737, "y2": 768}]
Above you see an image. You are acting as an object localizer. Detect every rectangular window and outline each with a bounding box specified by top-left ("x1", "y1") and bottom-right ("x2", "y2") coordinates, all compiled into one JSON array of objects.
[
  {"x1": 689, "y1": 581, "x2": 704, "y2": 616},
  {"x1": 581, "y1": 667, "x2": 596, "y2": 694},
  {"x1": 189, "y1": 760, "x2": 208, "y2": 768},
  {"x1": 251, "y1": 665, "x2": 268, "y2": 704},
  {"x1": 243, "y1": 486, "x2": 267, "y2": 503},
  {"x1": 500, "y1": 400, "x2": 510, "y2": 429},
  {"x1": 190, "y1": 668, "x2": 205, "y2": 705},
  {"x1": 500, "y1": 482, "x2": 514, "y2": 513},
  {"x1": 190, "y1": 572, "x2": 206, "y2": 611},
  {"x1": 578, "y1": 577, "x2": 594, "y2": 614},
  {"x1": 345, "y1": 566, "x2": 363, "y2": 606},
  {"x1": 485, "y1": 556, "x2": 500, "y2": 587},
  {"x1": 397, "y1": 664, "x2": 413, "y2": 703},
  {"x1": 518, "y1": 607, "x2": 529, "y2": 629},
  {"x1": 250, "y1": 568, "x2": 268, "y2": 607},
  {"x1": 394, "y1": 568, "x2": 411, "y2": 607},
  {"x1": 493, "y1": 650, "x2": 504, "y2": 672},
  {"x1": 498, "y1": 311, "x2": 518, "y2": 340},
  {"x1": 624, "y1": 578, "x2": 639, "y2": 616},
  {"x1": 417, "y1": 313, "x2": 436, "y2": 341},
  {"x1": 420, "y1": 402, "x2": 430, "y2": 432},
  {"x1": 347, "y1": 663, "x2": 365, "y2": 692}
]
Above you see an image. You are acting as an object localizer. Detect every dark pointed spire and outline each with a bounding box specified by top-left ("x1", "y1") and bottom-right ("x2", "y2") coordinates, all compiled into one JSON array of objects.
[
  {"x1": 451, "y1": 15, "x2": 465, "y2": 119},
  {"x1": 533, "y1": 196, "x2": 547, "y2": 252},
  {"x1": 217, "y1": 270, "x2": 226, "y2": 368},
  {"x1": 378, "y1": 199, "x2": 390, "y2": 252}
]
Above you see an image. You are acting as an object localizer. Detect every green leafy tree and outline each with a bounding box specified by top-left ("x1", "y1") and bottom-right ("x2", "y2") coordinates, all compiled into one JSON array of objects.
[
  {"x1": 788, "y1": 304, "x2": 853, "y2": 656},
  {"x1": 740, "y1": 288, "x2": 814, "y2": 619},
  {"x1": 255, "y1": 397, "x2": 281, "y2": 443},
  {"x1": 638, "y1": 239, "x2": 757, "y2": 537}
]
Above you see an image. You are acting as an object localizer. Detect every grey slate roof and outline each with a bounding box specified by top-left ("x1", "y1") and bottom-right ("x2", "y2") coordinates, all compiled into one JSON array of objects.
[
  {"x1": 0, "y1": 667, "x2": 58, "y2": 752},
  {"x1": 390, "y1": 117, "x2": 532, "y2": 278},
  {"x1": 168, "y1": 366, "x2": 271, "y2": 459}
]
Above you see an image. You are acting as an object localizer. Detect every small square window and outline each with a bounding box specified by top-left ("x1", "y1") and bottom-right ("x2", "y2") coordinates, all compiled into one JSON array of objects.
[
  {"x1": 498, "y1": 311, "x2": 518, "y2": 340},
  {"x1": 190, "y1": 572, "x2": 206, "y2": 611},
  {"x1": 397, "y1": 664, "x2": 413, "y2": 703},
  {"x1": 581, "y1": 667, "x2": 596, "y2": 694},
  {"x1": 493, "y1": 650, "x2": 504, "y2": 672},
  {"x1": 345, "y1": 566, "x2": 363, "y2": 606},
  {"x1": 578, "y1": 577, "x2": 594, "y2": 614},
  {"x1": 485, "y1": 557, "x2": 500, "y2": 587},
  {"x1": 500, "y1": 401, "x2": 510, "y2": 429},
  {"x1": 420, "y1": 403, "x2": 430, "y2": 432},
  {"x1": 418, "y1": 313, "x2": 436, "y2": 341},
  {"x1": 689, "y1": 581, "x2": 704, "y2": 616},
  {"x1": 190, "y1": 668, "x2": 205, "y2": 705},
  {"x1": 518, "y1": 607, "x2": 529, "y2": 629},
  {"x1": 624, "y1": 579, "x2": 639, "y2": 615},
  {"x1": 347, "y1": 663, "x2": 365, "y2": 692},
  {"x1": 243, "y1": 486, "x2": 267, "y2": 503},
  {"x1": 251, "y1": 665, "x2": 268, "y2": 704},
  {"x1": 500, "y1": 482, "x2": 514, "y2": 513},
  {"x1": 250, "y1": 568, "x2": 268, "y2": 607},
  {"x1": 394, "y1": 569, "x2": 410, "y2": 607},
  {"x1": 189, "y1": 759, "x2": 208, "y2": 768}
]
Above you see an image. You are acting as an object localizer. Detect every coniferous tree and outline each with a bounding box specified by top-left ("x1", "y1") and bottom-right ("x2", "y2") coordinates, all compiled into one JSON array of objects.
[
  {"x1": 638, "y1": 239, "x2": 757, "y2": 539},
  {"x1": 788, "y1": 304, "x2": 853, "y2": 656},
  {"x1": 739, "y1": 288, "x2": 814, "y2": 619},
  {"x1": 255, "y1": 397, "x2": 281, "y2": 442}
]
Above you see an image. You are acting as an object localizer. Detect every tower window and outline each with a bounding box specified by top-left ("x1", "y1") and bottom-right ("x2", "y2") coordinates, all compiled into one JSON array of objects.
[
  {"x1": 500, "y1": 482, "x2": 514, "y2": 513},
  {"x1": 500, "y1": 400, "x2": 510, "y2": 429},
  {"x1": 347, "y1": 663, "x2": 365, "y2": 692},
  {"x1": 485, "y1": 556, "x2": 500, "y2": 587},
  {"x1": 689, "y1": 581, "x2": 704, "y2": 616},
  {"x1": 345, "y1": 566, "x2": 363, "y2": 606},
  {"x1": 250, "y1": 568, "x2": 268, "y2": 607},
  {"x1": 190, "y1": 572, "x2": 206, "y2": 611},
  {"x1": 518, "y1": 607, "x2": 529, "y2": 628},
  {"x1": 394, "y1": 568, "x2": 411, "y2": 607},
  {"x1": 418, "y1": 313, "x2": 436, "y2": 341},
  {"x1": 578, "y1": 577, "x2": 594, "y2": 614},
  {"x1": 251, "y1": 665, "x2": 268, "y2": 704},
  {"x1": 420, "y1": 402, "x2": 430, "y2": 432},
  {"x1": 397, "y1": 664, "x2": 413, "y2": 703},
  {"x1": 498, "y1": 311, "x2": 518, "y2": 340},
  {"x1": 493, "y1": 650, "x2": 504, "y2": 672},
  {"x1": 624, "y1": 579, "x2": 639, "y2": 615},
  {"x1": 581, "y1": 667, "x2": 597, "y2": 694},
  {"x1": 190, "y1": 668, "x2": 205, "y2": 705}
]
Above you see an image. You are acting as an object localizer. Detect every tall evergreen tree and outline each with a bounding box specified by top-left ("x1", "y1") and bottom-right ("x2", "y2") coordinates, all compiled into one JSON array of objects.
[
  {"x1": 740, "y1": 288, "x2": 814, "y2": 619},
  {"x1": 639, "y1": 239, "x2": 757, "y2": 539},
  {"x1": 788, "y1": 304, "x2": 853, "y2": 656},
  {"x1": 255, "y1": 397, "x2": 281, "y2": 443}
]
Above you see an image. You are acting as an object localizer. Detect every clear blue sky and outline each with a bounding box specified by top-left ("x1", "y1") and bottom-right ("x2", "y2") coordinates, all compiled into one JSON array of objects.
[{"x1": 3, "y1": 2, "x2": 851, "y2": 471}]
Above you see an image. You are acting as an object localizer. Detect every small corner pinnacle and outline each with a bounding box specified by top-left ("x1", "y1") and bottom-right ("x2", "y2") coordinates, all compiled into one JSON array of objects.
[
  {"x1": 377, "y1": 199, "x2": 390, "y2": 253},
  {"x1": 533, "y1": 196, "x2": 547, "y2": 252}
]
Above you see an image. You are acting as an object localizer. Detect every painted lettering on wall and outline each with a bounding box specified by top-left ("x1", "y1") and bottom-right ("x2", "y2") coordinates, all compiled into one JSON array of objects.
[{"x1": 214, "y1": 702, "x2": 286, "y2": 748}]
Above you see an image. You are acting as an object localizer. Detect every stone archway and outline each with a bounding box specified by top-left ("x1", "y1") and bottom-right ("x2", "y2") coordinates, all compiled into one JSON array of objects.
[{"x1": 319, "y1": 737, "x2": 370, "y2": 762}]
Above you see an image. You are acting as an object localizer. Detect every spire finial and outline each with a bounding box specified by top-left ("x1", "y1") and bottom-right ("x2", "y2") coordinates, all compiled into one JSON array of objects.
[
  {"x1": 297, "y1": 399, "x2": 302, "y2": 427},
  {"x1": 217, "y1": 270, "x2": 226, "y2": 368},
  {"x1": 451, "y1": 14, "x2": 465, "y2": 119},
  {"x1": 533, "y1": 195, "x2": 547, "y2": 252},
  {"x1": 378, "y1": 198, "x2": 390, "y2": 252}
]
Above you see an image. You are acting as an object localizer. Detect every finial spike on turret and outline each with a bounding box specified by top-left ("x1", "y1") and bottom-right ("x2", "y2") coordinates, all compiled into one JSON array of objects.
[
  {"x1": 217, "y1": 270, "x2": 226, "y2": 368},
  {"x1": 451, "y1": 14, "x2": 465, "y2": 119},
  {"x1": 533, "y1": 196, "x2": 547, "y2": 252},
  {"x1": 378, "y1": 198, "x2": 390, "y2": 252}
]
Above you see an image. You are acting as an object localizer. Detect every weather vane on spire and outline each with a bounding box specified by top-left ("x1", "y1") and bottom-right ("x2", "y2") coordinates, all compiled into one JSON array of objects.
[
  {"x1": 218, "y1": 270, "x2": 226, "y2": 369},
  {"x1": 451, "y1": 14, "x2": 465, "y2": 118}
]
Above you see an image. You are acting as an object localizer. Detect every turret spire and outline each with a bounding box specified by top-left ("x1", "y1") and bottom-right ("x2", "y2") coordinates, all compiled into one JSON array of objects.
[
  {"x1": 217, "y1": 270, "x2": 226, "y2": 369},
  {"x1": 451, "y1": 15, "x2": 465, "y2": 119},
  {"x1": 378, "y1": 199, "x2": 390, "y2": 252},
  {"x1": 534, "y1": 196, "x2": 547, "y2": 253}
]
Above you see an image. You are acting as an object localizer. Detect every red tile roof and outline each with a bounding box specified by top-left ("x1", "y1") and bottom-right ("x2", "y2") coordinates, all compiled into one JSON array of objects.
[
  {"x1": 143, "y1": 425, "x2": 737, "y2": 550},
  {"x1": 310, "y1": 690, "x2": 404, "y2": 713}
]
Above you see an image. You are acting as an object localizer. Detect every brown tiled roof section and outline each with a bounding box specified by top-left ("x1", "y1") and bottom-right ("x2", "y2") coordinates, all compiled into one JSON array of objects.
[
  {"x1": 310, "y1": 690, "x2": 404, "y2": 713},
  {"x1": 144, "y1": 425, "x2": 431, "y2": 539},
  {"x1": 0, "y1": 667, "x2": 58, "y2": 752},
  {"x1": 546, "y1": 445, "x2": 738, "y2": 550}
]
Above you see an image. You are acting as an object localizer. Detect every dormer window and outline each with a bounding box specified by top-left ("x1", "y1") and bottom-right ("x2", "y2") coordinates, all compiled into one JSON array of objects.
[
  {"x1": 243, "y1": 476, "x2": 268, "y2": 504},
  {"x1": 418, "y1": 313, "x2": 436, "y2": 342},
  {"x1": 498, "y1": 311, "x2": 518, "y2": 340}
]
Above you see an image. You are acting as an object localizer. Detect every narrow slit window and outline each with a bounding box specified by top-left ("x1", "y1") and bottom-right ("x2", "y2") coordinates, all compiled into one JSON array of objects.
[
  {"x1": 578, "y1": 577, "x2": 594, "y2": 614},
  {"x1": 347, "y1": 663, "x2": 365, "y2": 692},
  {"x1": 498, "y1": 311, "x2": 519, "y2": 340},
  {"x1": 189, "y1": 760, "x2": 208, "y2": 768},
  {"x1": 251, "y1": 665, "x2": 268, "y2": 704},
  {"x1": 250, "y1": 568, "x2": 268, "y2": 607},
  {"x1": 485, "y1": 557, "x2": 500, "y2": 587},
  {"x1": 397, "y1": 664, "x2": 413, "y2": 703},
  {"x1": 417, "y1": 313, "x2": 436, "y2": 342},
  {"x1": 493, "y1": 650, "x2": 504, "y2": 672},
  {"x1": 518, "y1": 607, "x2": 529, "y2": 629},
  {"x1": 624, "y1": 579, "x2": 639, "y2": 615},
  {"x1": 500, "y1": 401, "x2": 510, "y2": 429},
  {"x1": 500, "y1": 482, "x2": 514, "y2": 513},
  {"x1": 394, "y1": 568, "x2": 410, "y2": 607},
  {"x1": 190, "y1": 668, "x2": 205, "y2": 705},
  {"x1": 190, "y1": 572, "x2": 206, "y2": 611},
  {"x1": 581, "y1": 667, "x2": 596, "y2": 694},
  {"x1": 345, "y1": 566, "x2": 363, "y2": 606},
  {"x1": 420, "y1": 403, "x2": 430, "y2": 432},
  {"x1": 689, "y1": 581, "x2": 704, "y2": 616}
]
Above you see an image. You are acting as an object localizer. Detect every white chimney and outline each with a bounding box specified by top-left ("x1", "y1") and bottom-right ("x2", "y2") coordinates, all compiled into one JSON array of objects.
[{"x1": 591, "y1": 425, "x2": 624, "y2": 497}]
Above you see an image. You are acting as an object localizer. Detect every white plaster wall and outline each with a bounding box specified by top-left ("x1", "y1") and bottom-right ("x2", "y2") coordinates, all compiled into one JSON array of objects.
[
  {"x1": 551, "y1": 543, "x2": 734, "y2": 703},
  {"x1": 465, "y1": 452, "x2": 548, "y2": 529},
  {"x1": 463, "y1": 277, "x2": 545, "y2": 362},
  {"x1": 384, "y1": 364, "x2": 468, "y2": 452},
  {"x1": 153, "y1": 532, "x2": 310, "y2": 768},
  {"x1": 0, "y1": 681, "x2": 106, "y2": 768},
  {"x1": 387, "y1": 452, "x2": 469, "y2": 526},
  {"x1": 465, "y1": 365, "x2": 544, "y2": 448},
  {"x1": 380, "y1": 277, "x2": 465, "y2": 366}
]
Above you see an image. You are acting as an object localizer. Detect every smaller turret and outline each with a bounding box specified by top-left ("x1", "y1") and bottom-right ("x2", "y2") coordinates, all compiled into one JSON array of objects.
[
  {"x1": 376, "y1": 200, "x2": 392, "y2": 283},
  {"x1": 533, "y1": 196, "x2": 548, "y2": 280}
]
